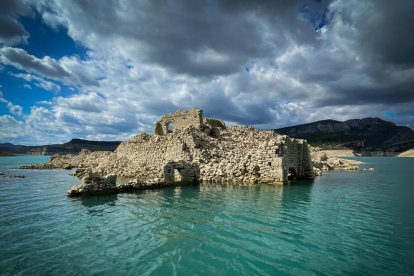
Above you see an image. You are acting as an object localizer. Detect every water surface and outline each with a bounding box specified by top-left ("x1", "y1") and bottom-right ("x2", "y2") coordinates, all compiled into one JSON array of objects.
[{"x1": 0, "y1": 156, "x2": 413, "y2": 275}]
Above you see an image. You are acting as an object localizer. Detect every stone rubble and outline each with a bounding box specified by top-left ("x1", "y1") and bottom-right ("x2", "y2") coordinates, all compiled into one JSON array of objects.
[
  {"x1": 20, "y1": 109, "x2": 362, "y2": 196},
  {"x1": 310, "y1": 147, "x2": 364, "y2": 176}
]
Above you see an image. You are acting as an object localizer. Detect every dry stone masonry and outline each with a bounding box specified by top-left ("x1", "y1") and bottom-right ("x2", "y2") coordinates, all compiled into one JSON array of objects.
[
  {"x1": 21, "y1": 109, "x2": 361, "y2": 196},
  {"x1": 154, "y1": 109, "x2": 203, "y2": 135}
]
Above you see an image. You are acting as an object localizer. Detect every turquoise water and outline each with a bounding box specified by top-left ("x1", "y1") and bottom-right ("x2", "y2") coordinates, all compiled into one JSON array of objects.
[{"x1": 0, "y1": 156, "x2": 413, "y2": 275}]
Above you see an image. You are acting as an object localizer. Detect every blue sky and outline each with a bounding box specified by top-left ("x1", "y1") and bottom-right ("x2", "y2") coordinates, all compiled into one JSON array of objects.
[
  {"x1": 1, "y1": 0, "x2": 413, "y2": 145},
  {"x1": 1, "y1": 15, "x2": 82, "y2": 115}
]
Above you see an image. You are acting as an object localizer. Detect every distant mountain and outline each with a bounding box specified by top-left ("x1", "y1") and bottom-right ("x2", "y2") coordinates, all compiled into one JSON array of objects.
[
  {"x1": 274, "y1": 118, "x2": 414, "y2": 156},
  {"x1": 0, "y1": 139, "x2": 122, "y2": 156}
]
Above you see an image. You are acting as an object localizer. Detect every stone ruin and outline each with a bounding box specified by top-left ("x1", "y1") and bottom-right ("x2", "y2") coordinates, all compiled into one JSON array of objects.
[
  {"x1": 59, "y1": 108, "x2": 316, "y2": 196},
  {"x1": 154, "y1": 109, "x2": 225, "y2": 135},
  {"x1": 154, "y1": 109, "x2": 203, "y2": 135}
]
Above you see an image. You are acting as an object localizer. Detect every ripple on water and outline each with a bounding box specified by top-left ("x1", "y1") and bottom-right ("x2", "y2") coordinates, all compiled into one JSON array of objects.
[{"x1": 0, "y1": 157, "x2": 414, "y2": 275}]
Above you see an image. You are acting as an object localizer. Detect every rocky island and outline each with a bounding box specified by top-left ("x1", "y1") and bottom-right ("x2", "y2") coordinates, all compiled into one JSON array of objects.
[{"x1": 21, "y1": 109, "x2": 361, "y2": 196}]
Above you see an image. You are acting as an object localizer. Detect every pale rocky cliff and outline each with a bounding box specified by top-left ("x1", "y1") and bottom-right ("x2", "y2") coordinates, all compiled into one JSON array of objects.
[{"x1": 398, "y1": 148, "x2": 414, "y2": 157}]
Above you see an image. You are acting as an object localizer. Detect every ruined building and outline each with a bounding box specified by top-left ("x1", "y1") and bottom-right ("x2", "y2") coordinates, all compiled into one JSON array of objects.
[{"x1": 61, "y1": 109, "x2": 315, "y2": 196}]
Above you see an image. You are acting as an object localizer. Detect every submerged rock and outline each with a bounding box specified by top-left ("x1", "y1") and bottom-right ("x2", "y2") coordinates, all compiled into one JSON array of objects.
[{"x1": 9, "y1": 174, "x2": 25, "y2": 178}]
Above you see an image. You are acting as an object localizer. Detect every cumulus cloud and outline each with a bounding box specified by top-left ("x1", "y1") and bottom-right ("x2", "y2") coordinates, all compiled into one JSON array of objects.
[
  {"x1": 1, "y1": 0, "x2": 414, "y2": 144},
  {"x1": 0, "y1": 90, "x2": 23, "y2": 116},
  {"x1": 6, "y1": 101, "x2": 23, "y2": 116},
  {"x1": 0, "y1": 46, "x2": 99, "y2": 86},
  {"x1": 12, "y1": 73, "x2": 61, "y2": 92}
]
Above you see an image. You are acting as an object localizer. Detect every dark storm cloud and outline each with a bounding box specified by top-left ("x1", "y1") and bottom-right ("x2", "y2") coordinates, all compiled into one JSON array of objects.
[
  {"x1": 0, "y1": 46, "x2": 99, "y2": 86},
  {"x1": 0, "y1": 46, "x2": 70, "y2": 78},
  {"x1": 47, "y1": 0, "x2": 331, "y2": 77},
  {"x1": 0, "y1": 0, "x2": 31, "y2": 15},
  {"x1": 353, "y1": 0, "x2": 414, "y2": 67},
  {"x1": 316, "y1": 84, "x2": 414, "y2": 107},
  {"x1": 0, "y1": 16, "x2": 29, "y2": 44},
  {"x1": 310, "y1": 0, "x2": 414, "y2": 108},
  {"x1": 0, "y1": 0, "x2": 32, "y2": 45}
]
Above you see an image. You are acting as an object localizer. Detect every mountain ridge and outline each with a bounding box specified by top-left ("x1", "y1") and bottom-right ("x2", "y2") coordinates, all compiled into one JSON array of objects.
[
  {"x1": 274, "y1": 117, "x2": 414, "y2": 156},
  {"x1": 0, "y1": 139, "x2": 122, "y2": 155}
]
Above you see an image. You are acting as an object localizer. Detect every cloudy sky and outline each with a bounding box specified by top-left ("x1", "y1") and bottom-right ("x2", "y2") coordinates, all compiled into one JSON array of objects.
[{"x1": 1, "y1": 0, "x2": 413, "y2": 145}]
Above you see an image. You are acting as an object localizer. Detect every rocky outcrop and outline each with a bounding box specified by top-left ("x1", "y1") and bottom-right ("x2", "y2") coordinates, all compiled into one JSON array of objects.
[
  {"x1": 310, "y1": 148, "x2": 363, "y2": 176},
  {"x1": 22, "y1": 109, "x2": 363, "y2": 197}
]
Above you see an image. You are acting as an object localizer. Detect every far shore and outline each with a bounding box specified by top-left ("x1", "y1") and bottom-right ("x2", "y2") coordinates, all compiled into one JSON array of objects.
[
  {"x1": 398, "y1": 149, "x2": 414, "y2": 157},
  {"x1": 317, "y1": 149, "x2": 414, "y2": 158},
  {"x1": 0, "y1": 151, "x2": 15, "y2": 157}
]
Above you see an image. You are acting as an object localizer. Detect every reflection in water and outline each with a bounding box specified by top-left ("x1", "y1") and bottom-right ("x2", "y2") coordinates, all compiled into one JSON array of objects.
[
  {"x1": 69, "y1": 195, "x2": 119, "y2": 217},
  {"x1": 281, "y1": 181, "x2": 313, "y2": 210}
]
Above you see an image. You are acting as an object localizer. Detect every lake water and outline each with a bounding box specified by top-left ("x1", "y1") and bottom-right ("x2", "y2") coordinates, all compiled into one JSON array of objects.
[{"x1": 0, "y1": 156, "x2": 413, "y2": 275}]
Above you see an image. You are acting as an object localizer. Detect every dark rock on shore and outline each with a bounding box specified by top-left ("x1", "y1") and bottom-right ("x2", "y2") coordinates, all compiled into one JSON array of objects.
[
  {"x1": 10, "y1": 175, "x2": 25, "y2": 178},
  {"x1": 0, "y1": 172, "x2": 25, "y2": 178}
]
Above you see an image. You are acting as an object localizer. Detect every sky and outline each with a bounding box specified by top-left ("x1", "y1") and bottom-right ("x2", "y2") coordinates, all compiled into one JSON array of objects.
[{"x1": 0, "y1": 0, "x2": 413, "y2": 145}]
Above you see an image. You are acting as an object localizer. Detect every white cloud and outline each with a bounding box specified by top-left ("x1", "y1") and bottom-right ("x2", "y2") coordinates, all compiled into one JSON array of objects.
[
  {"x1": 12, "y1": 73, "x2": 61, "y2": 92},
  {"x1": 1, "y1": 0, "x2": 414, "y2": 145},
  {"x1": 0, "y1": 46, "x2": 99, "y2": 86},
  {"x1": 0, "y1": 90, "x2": 23, "y2": 117},
  {"x1": 6, "y1": 101, "x2": 23, "y2": 116}
]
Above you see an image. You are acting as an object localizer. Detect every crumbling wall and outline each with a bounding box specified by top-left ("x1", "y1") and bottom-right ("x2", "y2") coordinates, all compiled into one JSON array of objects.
[
  {"x1": 195, "y1": 127, "x2": 286, "y2": 184},
  {"x1": 281, "y1": 138, "x2": 314, "y2": 181},
  {"x1": 154, "y1": 109, "x2": 203, "y2": 135},
  {"x1": 204, "y1": 118, "x2": 226, "y2": 129},
  {"x1": 112, "y1": 125, "x2": 314, "y2": 185}
]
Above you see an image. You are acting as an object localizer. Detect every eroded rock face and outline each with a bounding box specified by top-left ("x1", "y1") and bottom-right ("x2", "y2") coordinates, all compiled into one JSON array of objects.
[{"x1": 21, "y1": 109, "x2": 361, "y2": 197}]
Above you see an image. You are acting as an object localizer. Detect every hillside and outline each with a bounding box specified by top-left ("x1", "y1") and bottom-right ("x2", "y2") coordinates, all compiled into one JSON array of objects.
[
  {"x1": 0, "y1": 150, "x2": 15, "y2": 156},
  {"x1": 274, "y1": 118, "x2": 414, "y2": 156},
  {"x1": 0, "y1": 139, "x2": 121, "y2": 155}
]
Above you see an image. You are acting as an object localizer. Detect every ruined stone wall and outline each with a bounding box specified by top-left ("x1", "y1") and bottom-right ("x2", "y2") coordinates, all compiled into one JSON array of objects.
[
  {"x1": 110, "y1": 125, "x2": 314, "y2": 185},
  {"x1": 154, "y1": 109, "x2": 203, "y2": 135},
  {"x1": 115, "y1": 130, "x2": 202, "y2": 184},
  {"x1": 281, "y1": 138, "x2": 314, "y2": 181},
  {"x1": 203, "y1": 118, "x2": 226, "y2": 129},
  {"x1": 194, "y1": 127, "x2": 286, "y2": 184}
]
